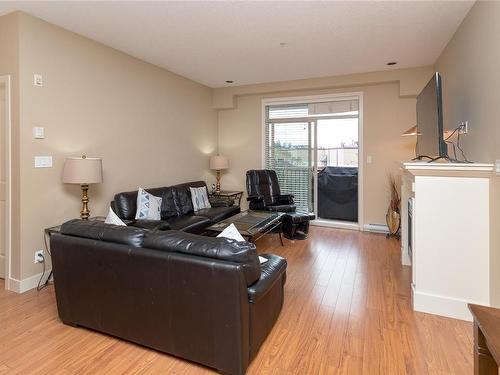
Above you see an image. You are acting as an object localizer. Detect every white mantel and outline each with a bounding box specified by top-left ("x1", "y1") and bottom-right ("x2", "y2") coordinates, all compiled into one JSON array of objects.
[
  {"x1": 400, "y1": 161, "x2": 495, "y2": 321},
  {"x1": 402, "y1": 161, "x2": 494, "y2": 172}
]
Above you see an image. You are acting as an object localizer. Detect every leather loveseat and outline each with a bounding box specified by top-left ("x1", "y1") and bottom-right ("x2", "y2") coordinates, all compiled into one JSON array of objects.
[
  {"x1": 51, "y1": 220, "x2": 287, "y2": 375},
  {"x1": 111, "y1": 181, "x2": 239, "y2": 233}
]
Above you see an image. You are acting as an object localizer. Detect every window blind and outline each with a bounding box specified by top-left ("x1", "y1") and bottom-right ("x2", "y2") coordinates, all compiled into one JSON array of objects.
[{"x1": 264, "y1": 117, "x2": 312, "y2": 212}]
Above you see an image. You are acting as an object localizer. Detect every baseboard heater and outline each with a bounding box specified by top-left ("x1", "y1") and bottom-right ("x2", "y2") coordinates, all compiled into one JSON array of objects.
[{"x1": 363, "y1": 223, "x2": 389, "y2": 233}]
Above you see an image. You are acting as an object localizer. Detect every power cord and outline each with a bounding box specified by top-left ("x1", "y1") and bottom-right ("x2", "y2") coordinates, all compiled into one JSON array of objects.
[
  {"x1": 444, "y1": 124, "x2": 472, "y2": 163},
  {"x1": 36, "y1": 253, "x2": 47, "y2": 291},
  {"x1": 456, "y1": 130, "x2": 472, "y2": 163},
  {"x1": 36, "y1": 232, "x2": 52, "y2": 291}
]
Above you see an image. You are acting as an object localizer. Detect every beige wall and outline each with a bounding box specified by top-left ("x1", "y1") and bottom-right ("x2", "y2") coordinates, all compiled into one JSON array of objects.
[
  {"x1": 434, "y1": 1, "x2": 500, "y2": 306},
  {"x1": 7, "y1": 12, "x2": 217, "y2": 281},
  {"x1": 435, "y1": 1, "x2": 500, "y2": 164},
  {"x1": 216, "y1": 69, "x2": 431, "y2": 226},
  {"x1": 0, "y1": 85, "x2": 4, "y2": 278},
  {"x1": 0, "y1": 12, "x2": 21, "y2": 280}
]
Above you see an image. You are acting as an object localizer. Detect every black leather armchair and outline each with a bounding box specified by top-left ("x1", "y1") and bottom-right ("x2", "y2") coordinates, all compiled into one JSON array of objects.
[{"x1": 245, "y1": 170, "x2": 296, "y2": 213}]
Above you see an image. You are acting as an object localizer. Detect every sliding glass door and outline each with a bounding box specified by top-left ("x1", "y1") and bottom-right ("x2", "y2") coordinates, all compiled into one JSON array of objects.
[
  {"x1": 265, "y1": 118, "x2": 314, "y2": 212},
  {"x1": 264, "y1": 98, "x2": 360, "y2": 222}
]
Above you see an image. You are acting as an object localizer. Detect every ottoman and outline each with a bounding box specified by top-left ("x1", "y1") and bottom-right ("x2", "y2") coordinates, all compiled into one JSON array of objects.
[{"x1": 282, "y1": 212, "x2": 315, "y2": 240}]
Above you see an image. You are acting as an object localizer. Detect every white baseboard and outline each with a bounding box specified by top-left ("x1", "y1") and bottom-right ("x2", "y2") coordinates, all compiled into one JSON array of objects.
[
  {"x1": 311, "y1": 219, "x2": 359, "y2": 230},
  {"x1": 363, "y1": 223, "x2": 389, "y2": 233},
  {"x1": 401, "y1": 246, "x2": 411, "y2": 266},
  {"x1": 9, "y1": 268, "x2": 52, "y2": 293},
  {"x1": 411, "y1": 285, "x2": 486, "y2": 321},
  {"x1": 0, "y1": 254, "x2": 4, "y2": 279}
]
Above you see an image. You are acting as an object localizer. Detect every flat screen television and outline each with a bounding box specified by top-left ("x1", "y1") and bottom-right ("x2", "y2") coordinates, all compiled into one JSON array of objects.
[{"x1": 416, "y1": 72, "x2": 448, "y2": 160}]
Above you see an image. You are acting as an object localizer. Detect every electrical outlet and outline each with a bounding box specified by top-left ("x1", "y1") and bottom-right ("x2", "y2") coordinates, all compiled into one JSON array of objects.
[
  {"x1": 459, "y1": 121, "x2": 469, "y2": 134},
  {"x1": 34, "y1": 250, "x2": 44, "y2": 263}
]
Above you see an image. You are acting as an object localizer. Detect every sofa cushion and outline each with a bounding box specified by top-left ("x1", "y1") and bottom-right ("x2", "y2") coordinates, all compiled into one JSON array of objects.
[
  {"x1": 194, "y1": 206, "x2": 240, "y2": 224},
  {"x1": 165, "y1": 215, "x2": 211, "y2": 234},
  {"x1": 265, "y1": 204, "x2": 296, "y2": 213},
  {"x1": 60, "y1": 219, "x2": 147, "y2": 247},
  {"x1": 135, "y1": 187, "x2": 162, "y2": 220},
  {"x1": 146, "y1": 187, "x2": 178, "y2": 219},
  {"x1": 113, "y1": 191, "x2": 138, "y2": 220},
  {"x1": 247, "y1": 254, "x2": 287, "y2": 303},
  {"x1": 114, "y1": 187, "x2": 178, "y2": 221},
  {"x1": 173, "y1": 186, "x2": 195, "y2": 216},
  {"x1": 172, "y1": 181, "x2": 207, "y2": 216},
  {"x1": 143, "y1": 230, "x2": 261, "y2": 286},
  {"x1": 130, "y1": 220, "x2": 171, "y2": 231},
  {"x1": 190, "y1": 186, "x2": 211, "y2": 211}
]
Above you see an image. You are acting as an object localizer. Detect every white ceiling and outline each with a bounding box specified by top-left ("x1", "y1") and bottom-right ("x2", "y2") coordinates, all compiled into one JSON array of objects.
[{"x1": 0, "y1": 1, "x2": 474, "y2": 88}]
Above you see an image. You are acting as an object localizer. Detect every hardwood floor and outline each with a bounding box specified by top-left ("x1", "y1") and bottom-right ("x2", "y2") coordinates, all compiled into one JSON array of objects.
[{"x1": 0, "y1": 227, "x2": 473, "y2": 374}]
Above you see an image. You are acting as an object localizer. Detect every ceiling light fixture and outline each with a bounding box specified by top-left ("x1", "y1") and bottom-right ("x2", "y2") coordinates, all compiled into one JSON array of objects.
[
  {"x1": 225, "y1": 80, "x2": 233, "y2": 84},
  {"x1": 387, "y1": 62, "x2": 397, "y2": 66}
]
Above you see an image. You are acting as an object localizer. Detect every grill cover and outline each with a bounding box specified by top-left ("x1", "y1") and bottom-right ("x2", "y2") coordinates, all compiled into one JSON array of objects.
[{"x1": 317, "y1": 167, "x2": 358, "y2": 221}]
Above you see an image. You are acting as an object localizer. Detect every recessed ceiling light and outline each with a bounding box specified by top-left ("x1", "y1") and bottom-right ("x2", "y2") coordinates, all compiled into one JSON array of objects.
[
  {"x1": 387, "y1": 62, "x2": 397, "y2": 66},
  {"x1": 225, "y1": 80, "x2": 233, "y2": 84}
]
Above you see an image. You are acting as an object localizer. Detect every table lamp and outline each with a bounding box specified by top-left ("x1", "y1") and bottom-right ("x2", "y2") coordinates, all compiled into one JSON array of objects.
[
  {"x1": 209, "y1": 155, "x2": 229, "y2": 193},
  {"x1": 62, "y1": 155, "x2": 103, "y2": 219}
]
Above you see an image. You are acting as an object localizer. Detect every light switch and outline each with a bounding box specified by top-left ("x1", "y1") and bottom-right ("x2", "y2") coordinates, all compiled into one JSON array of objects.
[
  {"x1": 367, "y1": 155, "x2": 372, "y2": 164},
  {"x1": 34, "y1": 156, "x2": 52, "y2": 168},
  {"x1": 33, "y1": 127, "x2": 45, "y2": 139},
  {"x1": 33, "y1": 74, "x2": 43, "y2": 87}
]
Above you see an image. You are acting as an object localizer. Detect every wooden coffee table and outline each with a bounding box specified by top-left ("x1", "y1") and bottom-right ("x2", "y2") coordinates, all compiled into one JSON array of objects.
[{"x1": 206, "y1": 210, "x2": 285, "y2": 245}]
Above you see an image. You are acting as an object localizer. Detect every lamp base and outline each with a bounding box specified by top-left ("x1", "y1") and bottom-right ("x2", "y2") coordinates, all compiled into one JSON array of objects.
[
  {"x1": 215, "y1": 170, "x2": 221, "y2": 193},
  {"x1": 80, "y1": 184, "x2": 90, "y2": 220}
]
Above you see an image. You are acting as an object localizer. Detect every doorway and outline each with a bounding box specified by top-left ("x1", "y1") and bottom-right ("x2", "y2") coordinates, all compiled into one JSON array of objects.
[
  {"x1": 0, "y1": 75, "x2": 11, "y2": 288},
  {"x1": 263, "y1": 93, "x2": 363, "y2": 230}
]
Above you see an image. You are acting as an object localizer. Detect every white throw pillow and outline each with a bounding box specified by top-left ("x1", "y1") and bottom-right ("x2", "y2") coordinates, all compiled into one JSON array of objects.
[
  {"x1": 190, "y1": 186, "x2": 211, "y2": 211},
  {"x1": 135, "y1": 187, "x2": 162, "y2": 220},
  {"x1": 217, "y1": 223, "x2": 245, "y2": 242},
  {"x1": 104, "y1": 207, "x2": 126, "y2": 226}
]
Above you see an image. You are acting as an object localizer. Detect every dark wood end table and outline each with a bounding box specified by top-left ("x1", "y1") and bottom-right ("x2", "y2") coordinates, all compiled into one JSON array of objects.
[
  {"x1": 44, "y1": 217, "x2": 106, "y2": 285},
  {"x1": 209, "y1": 191, "x2": 244, "y2": 207}
]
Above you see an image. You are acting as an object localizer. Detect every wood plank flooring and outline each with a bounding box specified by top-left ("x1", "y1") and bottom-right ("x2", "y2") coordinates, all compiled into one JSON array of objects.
[{"x1": 0, "y1": 227, "x2": 473, "y2": 374}]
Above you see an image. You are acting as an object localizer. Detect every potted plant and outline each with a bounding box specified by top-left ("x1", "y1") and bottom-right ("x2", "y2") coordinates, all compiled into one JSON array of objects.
[{"x1": 386, "y1": 175, "x2": 401, "y2": 238}]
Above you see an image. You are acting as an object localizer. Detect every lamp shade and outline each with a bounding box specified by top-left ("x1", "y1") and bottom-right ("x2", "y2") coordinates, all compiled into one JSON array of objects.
[
  {"x1": 209, "y1": 155, "x2": 229, "y2": 170},
  {"x1": 402, "y1": 125, "x2": 421, "y2": 137},
  {"x1": 62, "y1": 156, "x2": 103, "y2": 184}
]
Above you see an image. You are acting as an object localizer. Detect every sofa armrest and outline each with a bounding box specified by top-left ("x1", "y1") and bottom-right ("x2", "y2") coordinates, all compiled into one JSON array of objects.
[
  {"x1": 247, "y1": 254, "x2": 287, "y2": 303},
  {"x1": 277, "y1": 194, "x2": 294, "y2": 205},
  {"x1": 246, "y1": 195, "x2": 264, "y2": 202},
  {"x1": 129, "y1": 220, "x2": 171, "y2": 231},
  {"x1": 209, "y1": 197, "x2": 235, "y2": 207}
]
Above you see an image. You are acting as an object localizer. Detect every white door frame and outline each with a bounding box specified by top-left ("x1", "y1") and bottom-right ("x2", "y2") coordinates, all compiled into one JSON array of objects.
[
  {"x1": 0, "y1": 75, "x2": 12, "y2": 290},
  {"x1": 261, "y1": 92, "x2": 364, "y2": 231}
]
